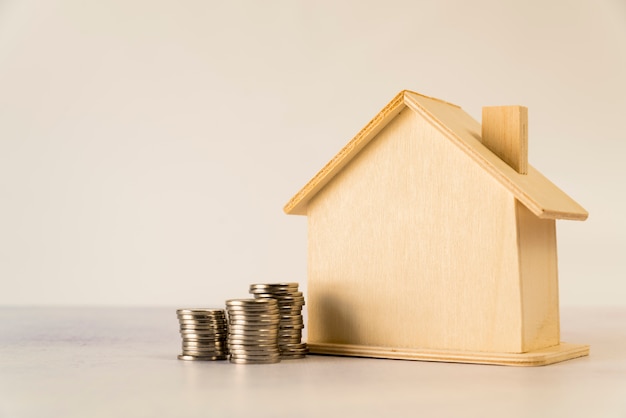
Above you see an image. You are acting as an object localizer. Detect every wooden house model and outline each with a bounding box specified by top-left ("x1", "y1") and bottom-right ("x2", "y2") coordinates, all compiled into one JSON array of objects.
[{"x1": 284, "y1": 90, "x2": 589, "y2": 366}]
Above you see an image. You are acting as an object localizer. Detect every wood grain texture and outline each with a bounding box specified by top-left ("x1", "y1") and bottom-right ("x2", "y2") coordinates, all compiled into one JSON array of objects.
[
  {"x1": 482, "y1": 106, "x2": 528, "y2": 174},
  {"x1": 307, "y1": 109, "x2": 524, "y2": 353},
  {"x1": 403, "y1": 92, "x2": 586, "y2": 220},
  {"x1": 308, "y1": 342, "x2": 590, "y2": 367},
  {"x1": 516, "y1": 201, "x2": 560, "y2": 352},
  {"x1": 283, "y1": 91, "x2": 406, "y2": 215},
  {"x1": 285, "y1": 90, "x2": 588, "y2": 221}
]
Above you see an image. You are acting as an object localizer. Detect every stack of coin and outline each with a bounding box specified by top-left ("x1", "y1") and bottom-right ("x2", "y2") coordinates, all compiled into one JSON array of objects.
[
  {"x1": 249, "y1": 283, "x2": 308, "y2": 359},
  {"x1": 225, "y1": 298, "x2": 281, "y2": 364},
  {"x1": 176, "y1": 309, "x2": 228, "y2": 361}
]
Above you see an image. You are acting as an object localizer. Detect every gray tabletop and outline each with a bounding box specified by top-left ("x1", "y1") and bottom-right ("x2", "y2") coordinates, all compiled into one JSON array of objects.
[{"x1": 1, "y1": 307, "x2": 625, "y2": 418}]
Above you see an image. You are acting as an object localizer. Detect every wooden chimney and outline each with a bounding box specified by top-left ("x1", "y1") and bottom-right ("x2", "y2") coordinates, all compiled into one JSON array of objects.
[{"x1": 482, "y1": 106, "x2": 528, "y2": 174}]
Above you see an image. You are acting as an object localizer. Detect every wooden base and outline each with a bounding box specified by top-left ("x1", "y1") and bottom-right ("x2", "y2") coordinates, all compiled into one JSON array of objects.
[{"x1": 307, "y1": 342, "x2": 590, "y2": 366}]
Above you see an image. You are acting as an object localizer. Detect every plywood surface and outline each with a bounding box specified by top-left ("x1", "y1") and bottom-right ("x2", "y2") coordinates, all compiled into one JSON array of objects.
[
  {"x1": 285, "y1": 90, "x2": 588, "y2": 221},
  {"x1": 482, "y1": 105, "x2": 528, "y2": 174},
  {"x1": 307, "y1": 109, "x2": 525, "y2": 353},
  {"x1": 403, "y1": 91, "x2": 587, "y2": 220},
  {"x1": 517, "y1": 201, "x2": 561, "y2": 352},
  {"x1": 308, "y1": 342, "x2": 589, "y2": 366}
]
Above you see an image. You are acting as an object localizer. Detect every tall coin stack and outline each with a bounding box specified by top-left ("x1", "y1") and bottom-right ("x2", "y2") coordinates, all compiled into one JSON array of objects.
[
  {"x1": 176, "y1": 309, "x2": 228, "y2": 361},
  {"x1": 225, "y1": 299, "x2": 281, "y2": 364},
  {"x1": 249, "y1": 283, "x2": 308, "y2": 359}
]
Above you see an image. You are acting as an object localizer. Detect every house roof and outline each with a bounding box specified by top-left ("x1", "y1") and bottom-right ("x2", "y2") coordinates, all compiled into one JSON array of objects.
[{"x1": 284, "y1": 90, "x2": 588, "y2": 221}]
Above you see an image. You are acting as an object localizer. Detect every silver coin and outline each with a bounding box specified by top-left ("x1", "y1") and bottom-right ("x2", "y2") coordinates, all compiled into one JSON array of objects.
[
  {"x1": 179, "y1": 326, "x2": 227, "y2": 332},
  {"x1": 279, "y1": 314, "x2": 303, "y2": 320},
  {"x1": 183, "y1": 348, "x2": 228, "y2": 353},
  {"x1": 182, "y1": 350, "x2": 229, "y2": 356},
  {"x1": 228, "y1": 349, "x2": 278, "y2": 355},
  {"x1": 182, "y1": 338, "x2": 227, "y2": 343},
  {"x1": 177, "y1": 311, "x2": 226, "y2": 317},
  {"x1": 228, "y1": 328, "x2": 278, "y2": 334},
  {"x1": 277, "y1": 306, "x2": 304, "y2": 311},
  {"x1": 180, "y1": 324, "x2": 228, "y2": 330},
  {"x1": 181, "y1": 335, "x2": 229, "y2": 341},
  {"x1": 278, "y1": 341, "x2": 303, "y2": 346},
  {"x1": 278, "y1": 340, "x2": 302, "y2": 345},
  {"x1": 227, "y1": 341, "x2": 279, "y2": 348},
  {"x1": 182, "y1": 347, "x2": 227, "y2": 353},
  {"x1": 228, "y1": 320, "x2": 279, "y2": 326},
  {"x1": 177, "y1": 354, "x2": 228, "y2": 361},
  {"x1": 182, "y1": 340, "x2": 227, "y2": 345},
  {"x1": 278, "y1": 328, "x2": 303, "y2": 333},
  {"x1": 182, "y1": 341, "x2": 227, "y2": 347},
  {"x1": 280, "y1": 354, "x2": 306, "y2": 360},
  {"x1": 180, "y1": 329, "x2": 229, "y2": 335},
  {"x1": 249, "y1": 282, "x2": 298, "y2": 289},
  {"x1": 280, "y1": 346, "x2": 308, "y2": 353},
  {"x1": 177, "y1": 308, "x2": 225, "y2": 314},
  {"x1": 227, "y1": 332, "x2": 278, "y2": 338},
  {"x1": 227, "y1": 333, "x2": 278, "y2": 339},
  {"x1": 278, "y1": 339, "x2": 303, "y2": 344},
  {"x1": 228, "y1": 330, "x2": 278, "y2": 336},
  {"x1": 227, "y1": 325, "x2": 279, "y2": 331},
  {"x1": 279, "y1": 328, "x2": 304, "y2": 333},
  {"x1": 278, "y1": 323, "x2": 304, "y2": 329},
  {"x1": 228, "y1": 347, "x2": 280, "y2": 354},
  {"x1": 278, "y1": 332, "x2": 302, "y2": 337},
  {"x1": 227, "y1": 313, "x2": 280, "y2": 319},
  {"x1": 178, "y1": 322, "x2": 227, "y2": 328},
  {"x1": 253, "y1": 291, "x2": 303, "y2": 297},
  {"x1": 182, "y1": 345, "x2": 228, "y2": 350},
  {"x1": 248, "y1": 289, "x2": 298, "y2": 295},
  {"x1": 182, "y1": 334, "x2": 226, "y2": 339},
  {"x1": 226, "y1": 298, "x2": 278, "y2": 306},
  {"x1": 229, "y1": 351, "x2": 281, "y2": 358},
  {"x1": 227, "y1": 338, "x2": 276, "y2": 346},
  {"x1": 229, "y1": 357, "x2": 281, "y2": 364},
  {"x1": 281, "y1": 343, "x2": 308, "y2": 350},
  {"x1": 177, "y1": 315, "x2": 227, "y2": 321},
  {"x1": 253, "y1": 293, "x2": 304, "y2": 301},
  {"x1": 228, "y1": 314, "x2": 280, "y2": 320},
  {"x1": 230, "y1": 351, "x2": 280, "y2": 360},
  {"x1": 179, "y1": 325, "x2": 228, "y2": 331},
  {"x1": 224, "y1": 306, "x2": 278, "y2": 312},
  {"x1": 276, "y1": 301, "x2": 305, "y2": 306},
  {"x1": 279, "y1": 319, "x2": 304, "y2": 325},
  {"x1": 228, "y1": 339, "x2": 279, "y2": 346},
  {"x1": 178, "y1": 315, "x2": 227, "y2": 320},
  {"x1": 227, "y1": 337, "x2": 278, "y2": 344},
  {"x1": 278, "y1": 326, "x2": 304, "y2": 332},
  {"x1": 227, "y1": 346, "x2": 278, "y2": 353}
]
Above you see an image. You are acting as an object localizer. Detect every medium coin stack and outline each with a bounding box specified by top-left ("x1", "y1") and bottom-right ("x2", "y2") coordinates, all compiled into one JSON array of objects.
[
  {"x1": 226, "y1": 299, "x2": 281, "y2": 364},
  {"x1": 249, "y1": 283, "x2": 308, "y2": 359},
  {"x1": 176, "y1": 309, "x2": 228, "y2": 361}
]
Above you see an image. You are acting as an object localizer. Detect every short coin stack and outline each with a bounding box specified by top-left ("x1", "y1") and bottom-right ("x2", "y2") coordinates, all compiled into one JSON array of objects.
[
  {"x1": 249, "y1": 283, "x2": 308, "y2": 359},
  {"x1": 226, "y1": 299, "x2": 281, "y2": 364},
  {"x1": 176, "y1": 309, "x2": 228, "y2": 361}
]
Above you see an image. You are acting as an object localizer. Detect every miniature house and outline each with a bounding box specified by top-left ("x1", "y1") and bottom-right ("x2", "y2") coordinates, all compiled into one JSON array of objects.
[{"x1": 285, "y1": 90, "x2": 589, "y2": 366}]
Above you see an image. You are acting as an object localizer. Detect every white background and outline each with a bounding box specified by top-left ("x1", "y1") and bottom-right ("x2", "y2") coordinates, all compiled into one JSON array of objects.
[{"x1": 0, "y1": 0, "x2": 624, "y2": 307}]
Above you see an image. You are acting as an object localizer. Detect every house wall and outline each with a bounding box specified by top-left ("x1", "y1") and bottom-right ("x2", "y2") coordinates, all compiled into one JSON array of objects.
[
  {"x1": 307, "y1": 108, "x2": 526, "y2": 353},
  {"x1": 516, "y1": 201, "x2": 560, "y2": 351}
]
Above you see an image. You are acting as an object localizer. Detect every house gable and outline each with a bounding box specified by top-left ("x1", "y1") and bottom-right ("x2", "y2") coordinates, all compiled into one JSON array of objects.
[
  {"x1": 306, "y1": 108, "x2": 525, "y2": 352},
  {"x1": 285, "y1": 90, "x2": 588, "y2": 221}
]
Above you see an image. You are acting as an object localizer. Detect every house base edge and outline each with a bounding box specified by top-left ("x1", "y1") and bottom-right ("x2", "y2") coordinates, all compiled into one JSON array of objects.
[{"x1": 307, "y1": 341, "x2": 589, "y2": 367}]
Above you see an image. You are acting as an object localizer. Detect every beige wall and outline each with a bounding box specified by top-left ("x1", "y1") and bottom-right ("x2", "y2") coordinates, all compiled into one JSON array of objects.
[{"x1": 0, "y1": 0, "x2": 624, "y2": 307}]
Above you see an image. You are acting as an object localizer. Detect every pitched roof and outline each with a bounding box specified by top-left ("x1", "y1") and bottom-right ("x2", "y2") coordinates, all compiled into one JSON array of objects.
[{"x1": 284, "y1": 90, "x2": 588, "y2": 221}]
